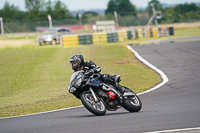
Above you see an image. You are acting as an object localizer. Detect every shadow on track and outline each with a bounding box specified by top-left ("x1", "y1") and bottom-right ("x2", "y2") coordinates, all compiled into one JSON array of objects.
[{"x1": 65, "y1": 110, "x2": 142, "y2": 118}]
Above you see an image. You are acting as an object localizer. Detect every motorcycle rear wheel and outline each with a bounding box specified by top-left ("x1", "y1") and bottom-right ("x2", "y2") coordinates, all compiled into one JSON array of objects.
[
  {"x1": 121, "y1": 87, "x2": 142, "y2": 112},
  {"x1": 80, "y1": 92, "x2": 106, "y2": 116}
]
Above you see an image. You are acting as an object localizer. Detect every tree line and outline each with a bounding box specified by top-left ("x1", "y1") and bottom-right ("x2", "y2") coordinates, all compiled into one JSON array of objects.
[{"x1": 0, "y1": 0, "x2": 200, "y2": 33}]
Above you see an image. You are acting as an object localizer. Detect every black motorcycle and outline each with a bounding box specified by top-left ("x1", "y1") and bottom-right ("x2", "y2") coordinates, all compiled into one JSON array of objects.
[{"x1": 68, "y1": 70, "x2": 142, "y2": 116}]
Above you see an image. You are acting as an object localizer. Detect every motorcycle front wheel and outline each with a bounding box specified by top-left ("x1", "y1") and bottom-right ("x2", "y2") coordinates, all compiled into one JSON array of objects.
[{"x1": 80, "y1": 92, "x2": 106, "y2": 116}]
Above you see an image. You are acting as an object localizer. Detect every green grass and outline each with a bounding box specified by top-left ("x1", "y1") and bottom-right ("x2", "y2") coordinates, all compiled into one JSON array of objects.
[
  {"x1": 0, "y1": 44, "x2": 161, "y2": 118},
  {"x1": 0, "y1": 36, "x2": 36, "y2": 40},
  {"x1": 174, "y1": 27, "x2": 200, "y2": 37}
]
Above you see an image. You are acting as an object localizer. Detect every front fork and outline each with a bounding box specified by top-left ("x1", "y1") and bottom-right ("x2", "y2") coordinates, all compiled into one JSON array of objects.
[{"x1": 89, "y1": 87, "x2": 98, "y2": 102}]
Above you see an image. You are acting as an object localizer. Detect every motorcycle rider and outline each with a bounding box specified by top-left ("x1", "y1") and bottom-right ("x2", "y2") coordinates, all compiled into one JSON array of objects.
[{"x1": 69, "y1": 54, "x2": 125, "y2": 94}]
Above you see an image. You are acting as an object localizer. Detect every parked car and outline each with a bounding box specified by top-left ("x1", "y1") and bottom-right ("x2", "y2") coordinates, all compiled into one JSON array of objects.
[{"x1": 38, "y1": 28, "x2": 71, "y2": 45}]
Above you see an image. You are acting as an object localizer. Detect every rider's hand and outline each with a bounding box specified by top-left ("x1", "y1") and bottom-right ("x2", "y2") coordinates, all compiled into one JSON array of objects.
[
  {"x1": 94, "y1": 66, "x2": 101, "y2": 73},
  {"x1": 85, "y1": 69, "x2": 94, "y2": 76},
  {"x1": 85, "y1": 66, "x2": 101, "y2": 76}
]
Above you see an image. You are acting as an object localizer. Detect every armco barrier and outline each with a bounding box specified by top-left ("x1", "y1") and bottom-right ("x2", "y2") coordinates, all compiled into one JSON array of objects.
[
  {"x1": 62, "y1": 34, "x2": 79, "y2": 47},
  {"x1": 78, "y1": 34, "x2": 92, "y2": 45},
  {"x1": 107, "y1": 32, "x2": 118, "y2": 43},
  {"x1": 142, "y1": 28, "x2": 146, "y2": 38},
  {"x1": 169, "y1": 27, "x2": 174, "y2": 35},
  {"x1": 127, "y1": 30, "x2": 132, "y2": 40},
  {"x1": 133, "y1": 29, "x2": 138, "y2": 39},
  {"x1": 152, "y1": 27, "x2": 158, "y2": 38},
  {"x1": 146, "y1": 28, "x2": 151, "y2": 38},
  {"x1": 161, "y1": 27, "x2": 165, "y2": 36},
  {"x1": 137, "y1": 29, "x2": 143, "y2": 39},
  {"x1": 118, "y1": 31, "x2": 128, "y2": 42},
  {"x1": 61, "y1": 27, "x2": 174, "y2": 47},
  {"x1": 158, "y1": 28, "x2": 162, "y2": 36},
  {"x1": 150, "y1": 28, "x2": 153, "y2": 37},
  {"x1": 158, "y1": 27, "x2": 165, "y2": 37},
  {"x1": 165, "y1": 27, "x2": 169, "y2": 36},
  {"x1": 92, "y1": 32, "x2": 107, "y2": 44}
]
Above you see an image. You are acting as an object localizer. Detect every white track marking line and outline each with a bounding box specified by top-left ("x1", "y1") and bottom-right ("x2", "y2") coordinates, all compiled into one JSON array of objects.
[
  {"x1": 1, "y1": 45, "x2": 168, "y2": 120},
  {"x1": 126, "y1": 45, "x2": 169, "y2": 95},
  {"x1": 0, "y1": 105, "x2": 83, "y2": 120},
  {"x1": 145, "y1": 127, "x2": 200, "y2": 133}
]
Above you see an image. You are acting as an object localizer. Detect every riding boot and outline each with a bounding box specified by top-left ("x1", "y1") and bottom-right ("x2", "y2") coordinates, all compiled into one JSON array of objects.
[{"x1": 116, "y1": 83, "x2": 125, "y2": 95}]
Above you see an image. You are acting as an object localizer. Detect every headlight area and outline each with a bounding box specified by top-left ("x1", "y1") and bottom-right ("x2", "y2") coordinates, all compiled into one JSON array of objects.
[
  {"x1": 68, "y1": 84, "x2": 76, "y2": 93},
  {"x1": 69, "y1": 86, "x2": 76, "y2": 93}
]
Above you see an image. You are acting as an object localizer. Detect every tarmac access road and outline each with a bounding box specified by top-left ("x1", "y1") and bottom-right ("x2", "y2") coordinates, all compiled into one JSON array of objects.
[{"x1": 0, "y1": 39, "x2": 200, "y2": 133}]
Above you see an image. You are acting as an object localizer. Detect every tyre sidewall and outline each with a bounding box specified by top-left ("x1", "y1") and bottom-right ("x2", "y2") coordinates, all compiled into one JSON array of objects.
[
  {"x1": 121, "y1": 87, "x2": 142, "y2": 112},
  {"x1": 80, "y1": 92, "x2": 106, "y2": 116},
  {"x1": 122, "y1": 94, "x2": 142, "y2": 112}
]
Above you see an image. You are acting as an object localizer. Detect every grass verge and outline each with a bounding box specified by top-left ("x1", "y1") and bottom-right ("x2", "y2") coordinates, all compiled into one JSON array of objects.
[
  {"x1": 1, "y1": 25, "x2": 199, "y2": 118},
  {"x1": 0, "y1": 44, "x2": 161, "y2": 118}
]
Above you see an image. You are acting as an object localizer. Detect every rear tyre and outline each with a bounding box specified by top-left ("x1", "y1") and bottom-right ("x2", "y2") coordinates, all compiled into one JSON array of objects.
[
  {"x1": 121, "y1": 87, "x2": 142, "y2": 112},
  {"x1": 80, "y1": 92, "x2": 106, "y2": 116}
]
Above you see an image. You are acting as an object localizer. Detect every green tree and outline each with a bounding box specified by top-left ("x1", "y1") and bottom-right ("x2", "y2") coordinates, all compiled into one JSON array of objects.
[
  {"x1": 105, "y1": 0, "x2": 137, "y2": 16},
  {"x1": 161, "y1": 3, "x2": 200, "y2": 23},
  {"x1": 46, "y1": 0, "x2": 53, "y2": 14},
  {"x1": 174, "y1": 3, "x2": 198, "y2": 14},
  {"x1": 105, "y1": 0, "x2": 118, "y2": 15},
  {"x1": 81, "y1": 11, "x2": 99, "y2": 24},
  {"x1": 117, "y1": 0, "x2": 137, "y2": 16},
  {"x1": 0, "y1": 1, "x2": 31, "y2": 33},
  {"x1": 25, "y1": 0, "x2": 45, "y2": 18},
  {"x1": 82, "y1": 11, "x2": 98, "y2": 19},
  {"x1": 161, "y1": 7, "x2": 177, "y2": 23},
  {"x1": 47, "y1": 0, "x2": 74, "y2": 25},
  {"x1": 54, "y1": 1, "x2": 68, "y2": 16},
  {"x1": 174, "y1": 3, "x2": 199, "y2": 22},
  {"x1": 0, "y1": 1, "x2": 24, "y2": 21}
]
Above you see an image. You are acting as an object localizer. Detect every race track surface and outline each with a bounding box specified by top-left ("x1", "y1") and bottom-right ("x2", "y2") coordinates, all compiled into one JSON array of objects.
[{"x1": 1, "y1": 40, "x2": 200, "y2": 133}]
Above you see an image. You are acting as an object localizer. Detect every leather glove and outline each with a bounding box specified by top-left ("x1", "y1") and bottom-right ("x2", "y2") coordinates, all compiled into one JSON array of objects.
[
  {"x1": 94, "y1": 66, "x2": 101, "y2": 73},
  {"x1": 85, "y1": 66, "x2": 101, "y2": 76},
  {"x1": 85, "y1": 69, "x2": 94, "y2": 76}
]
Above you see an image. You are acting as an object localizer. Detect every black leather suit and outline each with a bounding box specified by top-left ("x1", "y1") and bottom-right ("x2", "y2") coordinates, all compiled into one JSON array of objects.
[{"x1": 83, "y1": 60, "x2": 116, "y2": 86}]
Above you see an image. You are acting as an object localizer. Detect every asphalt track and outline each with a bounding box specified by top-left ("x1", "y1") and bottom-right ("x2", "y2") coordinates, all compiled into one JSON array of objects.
[{"x1": 1, "y1": 39, "x2": 200, "y2": 133}]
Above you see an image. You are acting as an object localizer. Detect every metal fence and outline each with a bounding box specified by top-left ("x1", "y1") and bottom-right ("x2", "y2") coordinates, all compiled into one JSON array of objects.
[{"x1": 1, "y1": 16, "x2": 150, "y2": 34}]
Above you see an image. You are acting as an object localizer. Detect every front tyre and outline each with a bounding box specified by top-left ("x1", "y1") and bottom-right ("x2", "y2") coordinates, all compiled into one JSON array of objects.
[
  {"x1": 80, "y1": 92, "x2": 106, "y2": 116},
  {"x1": 121, "y1": 88, "x2": 142, "y2": 112}
]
